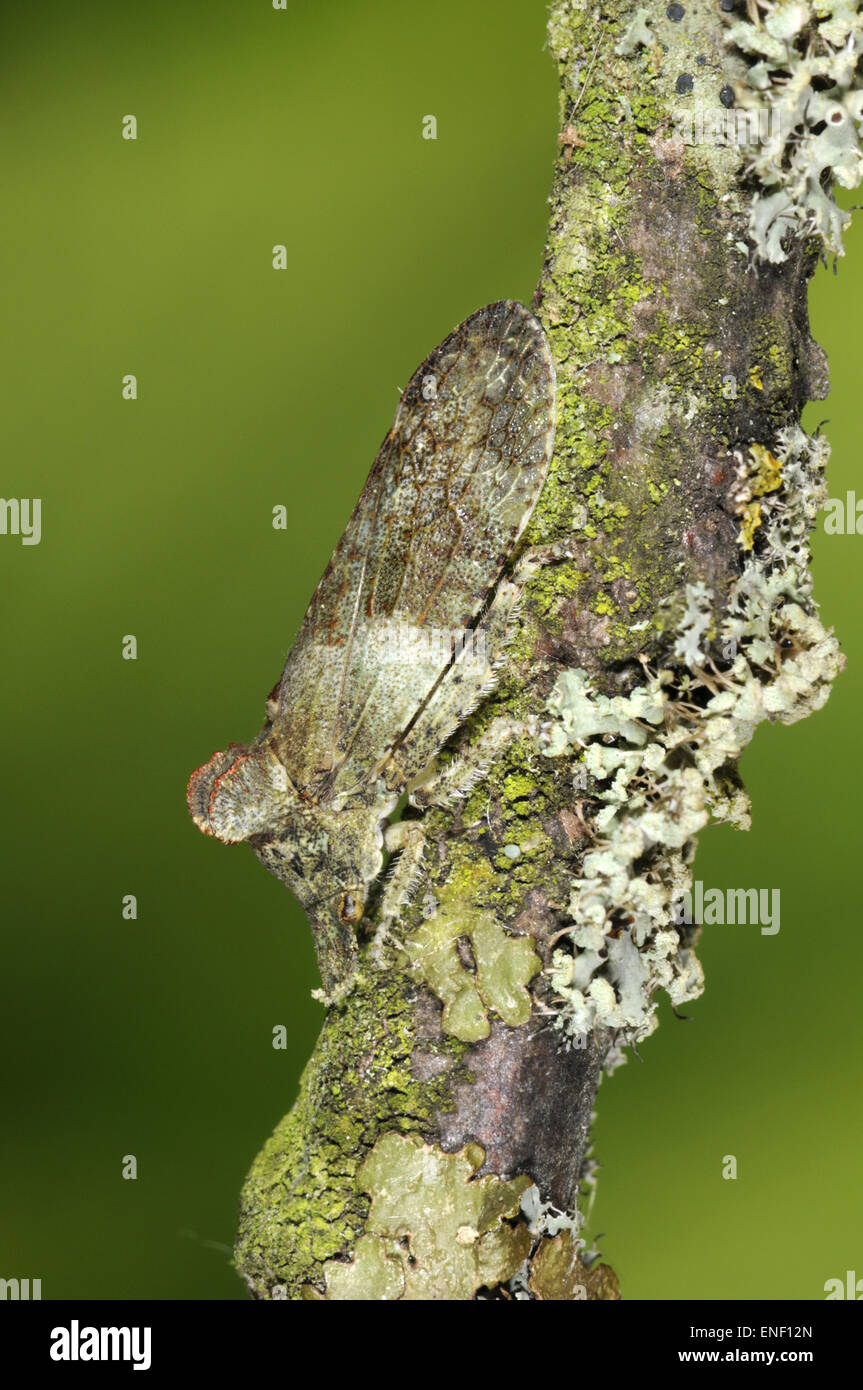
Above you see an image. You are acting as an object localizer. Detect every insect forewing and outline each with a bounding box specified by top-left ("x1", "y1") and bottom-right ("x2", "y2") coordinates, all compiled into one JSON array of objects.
[{"x1": 273, "y1": 300, "x2": 556, "y2": 796}]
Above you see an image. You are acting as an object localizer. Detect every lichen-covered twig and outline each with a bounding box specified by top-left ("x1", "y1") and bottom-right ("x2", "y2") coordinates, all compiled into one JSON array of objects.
[{"x1": 233, "y1": 0, "x2": 852, "y2": 1300}]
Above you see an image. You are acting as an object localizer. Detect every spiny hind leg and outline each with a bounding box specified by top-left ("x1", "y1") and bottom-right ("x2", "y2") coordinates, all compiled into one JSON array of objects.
[
  {"x1": 369, "y1": 820, "x2": 427, "y2": 966},
  {"x1": 409, "y1": 712, "x2": 536, "y2": 808}
]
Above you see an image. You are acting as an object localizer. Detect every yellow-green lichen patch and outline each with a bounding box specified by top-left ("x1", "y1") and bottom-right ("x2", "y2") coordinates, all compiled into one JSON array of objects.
[
  {"x1": 503, "y1": 772, "x2": 538, "y2": 803},
  {"x1": 736, "y1": 442, "x2": 783, "y2": 549},
  {"x1": 748, "y1": 442, "x2": 783, "y2": 498},
  {"x1": 738, "y1": 499, "x2": 762, "y2": 551},
  {"x1": 403, "y1": 899, "x2": 541, "y2": 1043},
  {"x1": 234, "y1": 972, "x2": 465, "y2": 1299},
  {"x1": 320, "y1": 1134, "x2": 532, "y2": 1301}
]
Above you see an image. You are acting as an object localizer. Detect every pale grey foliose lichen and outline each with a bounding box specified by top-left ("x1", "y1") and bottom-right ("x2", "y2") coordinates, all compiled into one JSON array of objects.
[
  {"x1": 615, "y1": 6, "x2": 654, "y2": 57},
  {"x1": 542, "y1": 424, "x2": 842, "y2": 1063},
  {"x1": 726, "y1": 1, "x2": 863, "y2": 260}
]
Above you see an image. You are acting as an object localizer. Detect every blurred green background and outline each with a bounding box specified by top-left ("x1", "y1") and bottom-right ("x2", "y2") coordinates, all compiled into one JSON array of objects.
[{"x1": 1, "y1": 0, "x2": 859, "y2": 1301}]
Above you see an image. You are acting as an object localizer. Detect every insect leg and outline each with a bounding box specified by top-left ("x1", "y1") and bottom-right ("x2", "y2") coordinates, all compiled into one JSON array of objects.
[
  {"x1": 409, "y1": 713, "x2": 536, "y2": 808},
  {"x1": 369, "y1": 820, "x2": 427, "y2": 966},
  {"x1": 509, "y1": 535, "x2": 582, "y2": 581}
]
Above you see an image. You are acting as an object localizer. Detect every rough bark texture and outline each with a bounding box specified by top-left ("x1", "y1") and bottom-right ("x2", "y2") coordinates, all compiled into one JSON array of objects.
[{"x1": 233, "y1": 0, "x2": 838, "y2": 1300}]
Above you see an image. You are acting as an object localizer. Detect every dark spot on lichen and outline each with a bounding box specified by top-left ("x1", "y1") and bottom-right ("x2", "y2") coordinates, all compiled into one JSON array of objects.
[
  {"x1": 720, "y1": 85, "x2": 735, "y2": 109},
  {"x1": 676, "y1": 73, "x2": 694, "y2": 95},
  {"x1": 667, "y1": 3, "x2": 685, "y2": 19}
]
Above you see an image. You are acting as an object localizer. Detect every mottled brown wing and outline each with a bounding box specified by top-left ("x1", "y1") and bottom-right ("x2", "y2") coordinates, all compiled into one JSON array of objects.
[{"x1": 272, "y1": 300, "x2": 555, "y2": 796}]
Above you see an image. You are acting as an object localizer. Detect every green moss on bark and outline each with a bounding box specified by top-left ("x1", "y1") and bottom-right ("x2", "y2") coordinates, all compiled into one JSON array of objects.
[{"x1": 235, "y1": 972, "x2": 465, "y2": 1299}]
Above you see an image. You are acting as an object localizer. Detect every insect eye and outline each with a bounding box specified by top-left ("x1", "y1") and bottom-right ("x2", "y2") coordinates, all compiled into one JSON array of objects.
[{"x1": 338, "y1": 893, "x2": 363, "y2": 926}]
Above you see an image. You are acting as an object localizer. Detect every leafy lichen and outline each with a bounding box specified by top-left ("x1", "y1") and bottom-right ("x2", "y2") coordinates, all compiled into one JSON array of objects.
[
  {"x1": 528, "y1": 1229, "x2": 621, "y2": 1301},
  {"x1": 402, "y1": 895, "x2": 542, "y2": 1043},
  {"x1": 319, "y1": 1134, "x2": 532, "y2": 1300},
  {"x1": 542, "y1": 423, "x2": 842, "y2": 1058},
  {"x1": 726, "y1": 0, "x2": 863, "y2": 259}
]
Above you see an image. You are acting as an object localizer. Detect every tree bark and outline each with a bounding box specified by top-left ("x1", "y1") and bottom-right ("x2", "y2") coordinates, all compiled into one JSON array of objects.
[{"x1": 233, "y1": 0, "x2": 843, "y2": 1300}]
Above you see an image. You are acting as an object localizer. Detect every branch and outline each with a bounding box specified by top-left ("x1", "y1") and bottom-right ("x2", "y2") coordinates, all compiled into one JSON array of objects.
[{"x1": 223, "y1": 0, "x2": 850, "y2": 1299}]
